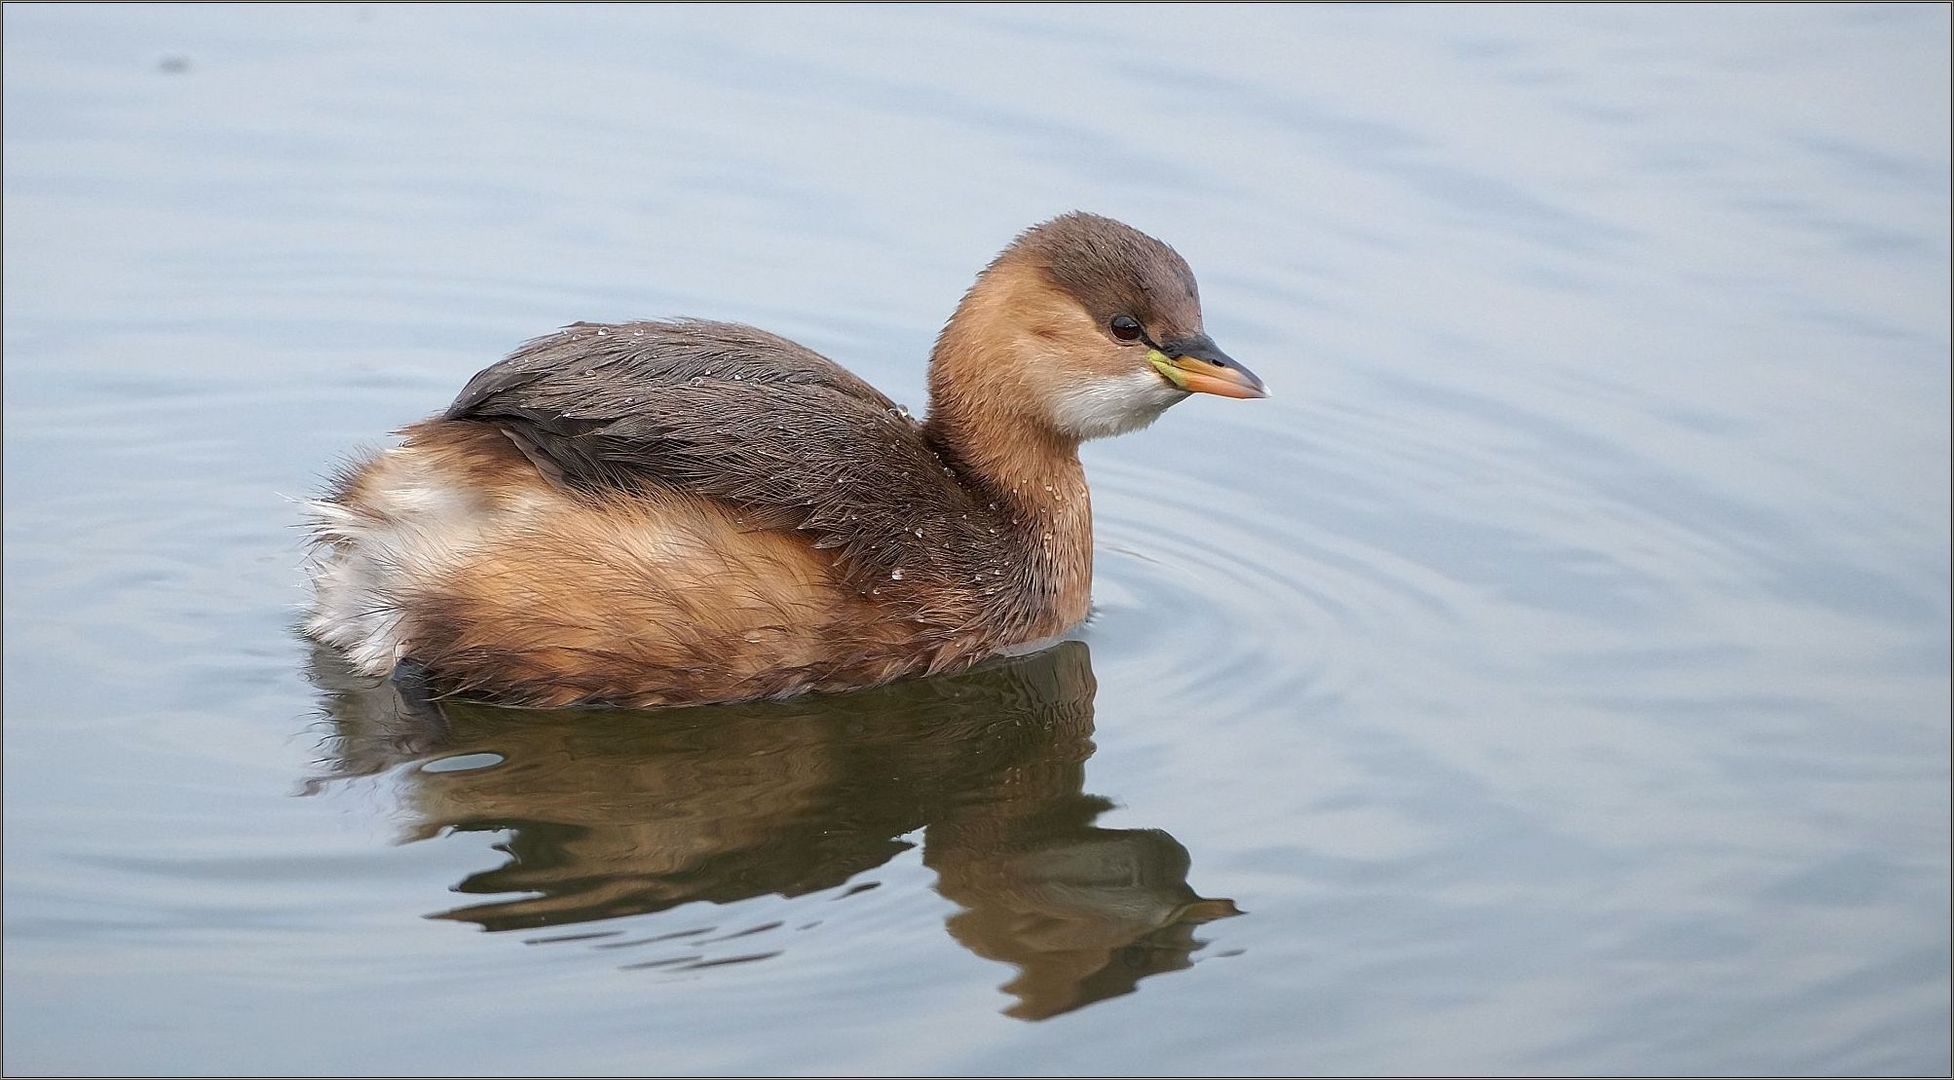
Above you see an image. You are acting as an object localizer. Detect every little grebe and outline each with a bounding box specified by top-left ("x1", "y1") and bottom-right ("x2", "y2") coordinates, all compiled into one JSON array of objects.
[{"x1": 305, "y1": 212, "x2": 1266, "y2": 707}]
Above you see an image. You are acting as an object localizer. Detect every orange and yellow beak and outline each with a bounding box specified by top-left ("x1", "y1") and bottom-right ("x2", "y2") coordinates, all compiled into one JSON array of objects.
[{"x1": 1147, "y1": 334, "x2": 1268, "y2": 399}]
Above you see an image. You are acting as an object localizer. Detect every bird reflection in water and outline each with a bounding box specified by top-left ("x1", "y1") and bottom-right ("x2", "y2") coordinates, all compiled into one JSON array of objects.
[{"x1": 305, "y1": 640, "x2": 1239, "y2": 1020}]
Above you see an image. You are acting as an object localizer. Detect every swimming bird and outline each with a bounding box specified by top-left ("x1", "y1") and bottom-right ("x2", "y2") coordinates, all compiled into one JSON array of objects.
[{"x1": 305, "y1": 212, "x2": 1266, "y2": 707}]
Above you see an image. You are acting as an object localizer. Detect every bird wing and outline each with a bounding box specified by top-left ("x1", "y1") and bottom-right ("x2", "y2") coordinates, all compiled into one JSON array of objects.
[{"x1": 443, "y1": 319, "x2": 990, "y2": 601}]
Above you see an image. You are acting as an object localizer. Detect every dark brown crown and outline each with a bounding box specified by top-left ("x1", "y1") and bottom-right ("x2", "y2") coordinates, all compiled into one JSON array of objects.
[{"x1": 999, "y1": 212, "x2": 1203, "y2": 340}]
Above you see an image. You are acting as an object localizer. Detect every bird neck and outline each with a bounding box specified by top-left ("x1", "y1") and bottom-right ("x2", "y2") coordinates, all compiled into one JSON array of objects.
[
  {"x1": 924, "y1": 406, "x2": 1086, "y2": 518},
  {"x1": 922, "y1": 283, "x2": 1095, "y2": 637},
  {"x1": 922, "y1": 279, "x2": 1088, "y2": 522}
]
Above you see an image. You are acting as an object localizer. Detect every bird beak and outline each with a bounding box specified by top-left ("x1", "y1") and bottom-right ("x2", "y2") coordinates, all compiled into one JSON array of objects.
[
  {"x1": 1148, "y1": 334, "x2": 1268, "y2": 399},
  {"x1": 1174, "y1": 897, "x2": 1245, "y2": 923}
]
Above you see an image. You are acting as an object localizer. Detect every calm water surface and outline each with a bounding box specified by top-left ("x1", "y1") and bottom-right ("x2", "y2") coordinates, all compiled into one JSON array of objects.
[{"x1": 5, "y1": 4, "x2": 1948, "y2": 1075}]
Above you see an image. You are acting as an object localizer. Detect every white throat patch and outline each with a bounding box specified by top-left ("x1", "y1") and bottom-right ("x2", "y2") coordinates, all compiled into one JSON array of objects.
[{"x1": 1048, "y1": 369, "x2": 1189, "y2": 441}]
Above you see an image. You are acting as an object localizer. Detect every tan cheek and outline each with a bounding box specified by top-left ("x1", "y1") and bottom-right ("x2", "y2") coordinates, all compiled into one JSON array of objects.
[
  {"x1": 1073, "y1": 331, "x2": 1141, "y2": 381},
  {"x1": 1014, "y1": 325, "x2": 1141, "y2": 433},
  {"x1": 991, "y1": 269, "x2": 1140, "y2": 381},
  {"x1": 1034, "y1": 310, "x2": 1132, "y2": 377}
]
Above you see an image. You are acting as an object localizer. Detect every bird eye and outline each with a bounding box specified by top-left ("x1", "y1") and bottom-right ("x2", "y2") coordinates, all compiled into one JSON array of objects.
[{"x1": 1109, "y1": 315, "x2": 1142, "y2": 342}]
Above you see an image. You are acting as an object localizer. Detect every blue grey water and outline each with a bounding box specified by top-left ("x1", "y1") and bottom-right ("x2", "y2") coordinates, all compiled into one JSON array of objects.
[{"x1": 4, "y1": 4, "x2": 1948, "y2": 1075}]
